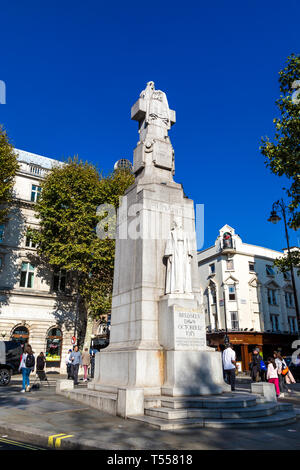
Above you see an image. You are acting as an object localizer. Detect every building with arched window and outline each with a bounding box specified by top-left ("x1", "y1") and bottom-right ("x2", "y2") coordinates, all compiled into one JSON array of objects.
[
  {"x1": 198, "y1": 225, "x2": 300, "y2": 373},
  {"x1": 0, "y1": 150, "x2": 77, "y2": 372}
]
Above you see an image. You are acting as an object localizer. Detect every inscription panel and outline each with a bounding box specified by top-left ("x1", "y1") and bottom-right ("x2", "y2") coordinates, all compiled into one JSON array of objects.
[{"x1": 174, "y1": 311, "x2": 206, "y2": 350}]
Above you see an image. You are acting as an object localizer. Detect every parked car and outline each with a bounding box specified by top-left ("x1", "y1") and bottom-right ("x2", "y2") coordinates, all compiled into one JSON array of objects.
[
  {"x1": 0, "y1": 341, "x2": 23, "y2": 386},
  {"x1": 284, "y1": 355, "x2": 300, "y2": 383}
]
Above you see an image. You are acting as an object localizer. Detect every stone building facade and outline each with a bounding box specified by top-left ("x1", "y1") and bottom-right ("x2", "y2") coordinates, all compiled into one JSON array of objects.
[
  {"x1": 0, "y1": 149, "x2": 76, "y2": 372},
  {"x1": 197, "y1": 225, "x2": 300, "y2": 372}
]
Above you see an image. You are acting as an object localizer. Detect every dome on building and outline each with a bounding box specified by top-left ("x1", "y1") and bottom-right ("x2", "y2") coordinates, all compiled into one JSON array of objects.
[{"x1": 114, "y1": 158, "x2": 133, "y2": 172}]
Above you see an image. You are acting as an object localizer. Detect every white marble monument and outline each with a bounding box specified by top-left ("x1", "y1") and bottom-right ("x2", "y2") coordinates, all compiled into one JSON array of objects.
[{"x1": 92, "y1": 82, "x2": 225, "y2": 416}]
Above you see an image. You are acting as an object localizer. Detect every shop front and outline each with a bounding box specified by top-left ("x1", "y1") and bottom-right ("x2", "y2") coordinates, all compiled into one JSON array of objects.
[{"x1": 207, "y1": 331, "x2": 298, "y2": 373}]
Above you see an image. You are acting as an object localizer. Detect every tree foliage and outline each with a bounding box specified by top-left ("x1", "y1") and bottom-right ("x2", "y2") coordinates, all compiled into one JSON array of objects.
[
  {"x1": 260, "y1": 54, "x2": 300, "y2": 231},
  {"x1": 31, "y1": 157, "x2": 134, "y2": 319},
  {"x1": 0, "y1": 125, "x2": 19, "y2": 223}
]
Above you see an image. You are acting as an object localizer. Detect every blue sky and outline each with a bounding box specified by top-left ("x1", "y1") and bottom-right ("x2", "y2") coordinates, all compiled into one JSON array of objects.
[{"x1": 1, "y1": 0, "x2": 299, "y2": 251}]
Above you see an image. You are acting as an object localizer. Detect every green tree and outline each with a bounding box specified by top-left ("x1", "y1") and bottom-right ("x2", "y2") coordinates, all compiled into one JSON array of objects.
[
  {"x1": 31, "y1": 157, "x2": 134, "y2": 344},
  {"x1": 261, "y1": 54, "x2": 300, "y2": 231},
  {"x1": 260, "y1": 54, "x2": 300, "y2": 274},
  {"x1": 0, "y1": 126, "x2": 19, "y2": 223}
]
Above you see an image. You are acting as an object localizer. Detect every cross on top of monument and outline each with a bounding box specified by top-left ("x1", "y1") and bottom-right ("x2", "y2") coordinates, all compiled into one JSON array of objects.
[{"x1": 131, "y1": 81, "x2": 176, "y2": 143}]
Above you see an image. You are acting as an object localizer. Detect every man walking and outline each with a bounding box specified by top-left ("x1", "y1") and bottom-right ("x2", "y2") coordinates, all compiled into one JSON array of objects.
[
  {"x1": 222, "y1": 343, "x2": 237, "y2": 391},
  {"x1": 69, "y1": 345, "x2": 82, "y2": 386},
  {"x1": 250, "y1": 347, "x2": 261, "y2": 382}
]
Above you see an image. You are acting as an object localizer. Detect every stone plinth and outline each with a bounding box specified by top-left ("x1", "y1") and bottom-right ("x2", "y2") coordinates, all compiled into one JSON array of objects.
[
  {"x1": 56, "y1": 379, "x2": 74, "y2": 394},
  {"x1": 158, "y1": 294, "x2": 224, "y2": 396},
  {"x1": 251, "y1": 382, "x2": 277, "y2": 402}
]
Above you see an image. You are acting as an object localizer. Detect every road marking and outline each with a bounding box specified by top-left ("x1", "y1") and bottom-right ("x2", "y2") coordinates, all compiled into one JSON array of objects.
[
  {"x1": 48, "y1": 433, "x2": 66, "y2": 446},
  {"x1": 54, "y1": 434, "x2": 74, "y2": 448},
  {"x1": 0, "y1": 437, "x2": 45, "y2": 450}
]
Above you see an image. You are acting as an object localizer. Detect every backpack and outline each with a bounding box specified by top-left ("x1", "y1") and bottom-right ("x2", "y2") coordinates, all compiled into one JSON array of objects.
[
  {"x1": 25, "y1": 353, "x2": 35, "y2": 368},
  {"x1": 260, "y1": 359, "x2": 267, "y2": 371}
]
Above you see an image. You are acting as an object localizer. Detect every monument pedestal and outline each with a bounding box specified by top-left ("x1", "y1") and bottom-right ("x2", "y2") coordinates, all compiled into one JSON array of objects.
[{"x1": 159, "y1": 294, "x2": 224, "y2": 396}]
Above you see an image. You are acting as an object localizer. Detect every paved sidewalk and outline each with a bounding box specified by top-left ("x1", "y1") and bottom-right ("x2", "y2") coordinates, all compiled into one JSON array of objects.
[{"x1": 0, "y1": 374, "x2": 300, "y2": 451}]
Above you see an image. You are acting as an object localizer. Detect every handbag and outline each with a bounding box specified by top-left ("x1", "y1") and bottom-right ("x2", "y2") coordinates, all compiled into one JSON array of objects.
[{"x1": 281, "y1": 365, "x2": 289, "y2": 376}]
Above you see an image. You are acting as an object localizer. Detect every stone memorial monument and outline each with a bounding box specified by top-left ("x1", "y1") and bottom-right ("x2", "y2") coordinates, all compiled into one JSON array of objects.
[{"x1": 91, "y1": 81, "x2": 225, "y2": 417}]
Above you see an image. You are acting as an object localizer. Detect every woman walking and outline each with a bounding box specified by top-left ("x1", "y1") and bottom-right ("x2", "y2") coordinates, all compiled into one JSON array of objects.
[
  {"x1": 19, "y1": 344, "x2": 35, "y2": 393},
  {"x1": 266, "y1": 357, "x2": 281, "y2": 398},
  {"x1": 274, "y1": 351, "x2": 290, "y2": 396},
  {"x1": 82, "y1": 348, "x2": 91, "y2": 382}
]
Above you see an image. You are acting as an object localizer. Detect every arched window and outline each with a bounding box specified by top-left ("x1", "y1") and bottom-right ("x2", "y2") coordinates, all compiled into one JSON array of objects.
[
  {"x1": 45, "y1": 327, "x2": 63, "y2": 365},
  {"x1": 11, "y1": 326, "x2": 29, "y2": 345}
]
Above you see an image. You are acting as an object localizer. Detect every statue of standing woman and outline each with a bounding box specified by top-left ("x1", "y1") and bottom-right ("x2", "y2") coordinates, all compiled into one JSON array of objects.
[{"x1": 164, "y1": 218, "x2": 193, "y2": 294}]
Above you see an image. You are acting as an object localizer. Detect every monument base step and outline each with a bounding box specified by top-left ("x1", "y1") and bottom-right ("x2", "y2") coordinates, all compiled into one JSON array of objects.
[
  {"x1": 128, "y1": 393, "x2": 298, "y2": 429},
  {"x1": 59, "y1": 388, "x2": 118, "y2": 415},
  {"x1": 128, "y1": 410, "x2": 297, "y2": 430}
]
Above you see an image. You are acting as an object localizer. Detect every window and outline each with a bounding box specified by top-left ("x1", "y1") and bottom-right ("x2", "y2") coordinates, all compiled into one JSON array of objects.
[
  {"x1": 288, "y1": 317, "x2": 297, "y2": 333},
  {"x1": 209, "y1": 263, "x2": 215, "y2": 274},
  {"x1": 268, "y1": 289, "x2": 277, "y2": 305},
  {"x1": 223, "y1": 232, "x2": 233, "y2": 249},
  {"x1": 283, "y1": 271, "x2": 291, "y2": 280},
  {"x1": 249, "y1": 262, "x2": 255, "y2": 272},
  {"x1": 31, "y1": 185, "x2": 42, "y2": 202},
  {"x1": 25, "y1": 235, "x2": 36, "y2": 249},
  {"x1": 226, "y1": 259, "x2": 234, "y2": 270},
  {"x1": 271, "y1": 314, "x2": 280, "y2": 332},
  {"x1": 0, "y1": 224, "x2": 4, "y2": 243},
  {"x1": 285, "y1": 292, "x2": 294, "y2": 308},
  {"x1": 266, "y1": 265, "x2": 275, "y2": 276},
  {"x1": 228, "y1": 285, "x2": 236, "y2": 301},
  {"x1": 20, "y1": 262, "x2": 35, "y2": 288},
  {"x1": 52, "y1": 269, "x2": 66, "y2": 292},
  {"x1": 11, "y1": 326, "x2": 29, "y2": 345},
  {"x1": 230, "y1": 311, "x2": 239, "y2": 330},
  {"x1": 46, "y1": 327, "x2": 62, "y2": 364}
]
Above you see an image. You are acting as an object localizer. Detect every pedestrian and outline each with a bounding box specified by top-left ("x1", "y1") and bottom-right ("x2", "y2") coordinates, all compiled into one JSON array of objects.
[
  {"x1": 82, "y1": 348, "x2": 91, "y2": 382},
  {"x1": 266, "y1": 357, "x2": 281, "y2": 398},
  {"x1": 90, "y1": 347, "x2": 97, "y2": 379},
  {"x1": 36, "y1": 352, "x2": 46, "y2": 371},
  {"x1": 259, "y1": 356, "x2": 267, "y2": 382},
  {"x1": 65, "y1": 349, "x2": 73, "y2": 379},
  {"x1": 274, "y1": 351, "x2": 290, "y2": 396},
  {"x1": 285, "y1": 367, "x2": 296, "y2": 385},
  {"x1": 250, "y1": 347, "x2": 261, "y2": 382},
  {"x1": 18, "y1": 344, "x2": 35, "y2": 393},
  {"x1": 222, "y1": 343, "x2": 237, "y2": 391},
  {"x1": 69, "y1": 345, "x2": 82, "y2": 385}
]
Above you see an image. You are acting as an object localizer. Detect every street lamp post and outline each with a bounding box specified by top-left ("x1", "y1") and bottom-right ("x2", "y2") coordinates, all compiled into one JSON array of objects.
[{"x1": 268, "y1": 199, "x2": 300, "y2": 336}]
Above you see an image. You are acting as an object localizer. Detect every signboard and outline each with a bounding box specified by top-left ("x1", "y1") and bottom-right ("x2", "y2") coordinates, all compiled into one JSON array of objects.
[
  {"x1": 219, "y1": 299, "x2": 224, "y2": 306},
  {"x1": 174, "y1": 311, "x2": 206, "y2": 350}
]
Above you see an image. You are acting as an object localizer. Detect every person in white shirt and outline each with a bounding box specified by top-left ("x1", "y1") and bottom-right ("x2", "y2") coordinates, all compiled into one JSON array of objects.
[
  {"x1": 65, "y1": 349, "x2": 73, "y2": 379},
  {"x1": 222, "y1": 343, "x2": 237, "y2": 391}
]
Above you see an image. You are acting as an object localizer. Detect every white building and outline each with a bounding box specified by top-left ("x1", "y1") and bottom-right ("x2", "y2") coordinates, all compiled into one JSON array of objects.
[
  {"x1": 197, "y1": 225, "x2": 300, "y2": 372},
  {"x1": 0, "y1": 149, "x2": 76, "y2": 372}
]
